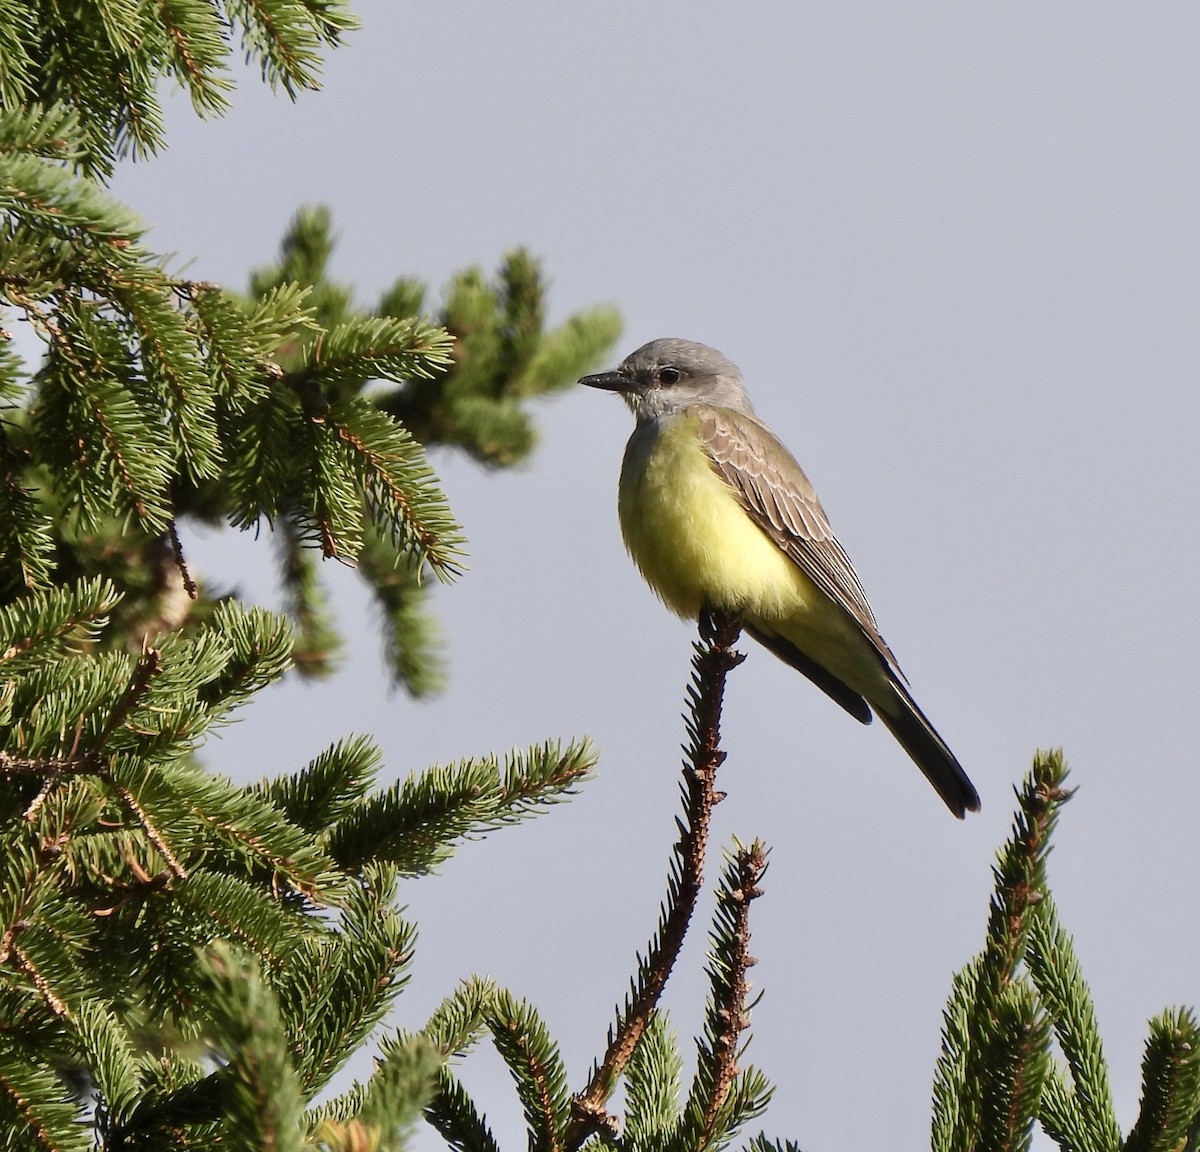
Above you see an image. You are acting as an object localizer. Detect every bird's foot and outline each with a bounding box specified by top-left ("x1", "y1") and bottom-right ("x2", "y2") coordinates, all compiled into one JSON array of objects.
[{"x1": 699, "y1": 606, "x2": 744, "y2": 654}]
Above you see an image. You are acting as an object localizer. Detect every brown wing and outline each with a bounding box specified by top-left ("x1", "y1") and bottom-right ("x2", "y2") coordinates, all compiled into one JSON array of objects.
[{"x1": 696, "y1": 404, "x2": 902, "y2": 675}]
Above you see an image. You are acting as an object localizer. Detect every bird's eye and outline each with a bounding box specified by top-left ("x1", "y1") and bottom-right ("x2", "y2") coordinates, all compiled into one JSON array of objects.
[{"x1": 657, "y1": 366, "x2": 681, "y2": 384}]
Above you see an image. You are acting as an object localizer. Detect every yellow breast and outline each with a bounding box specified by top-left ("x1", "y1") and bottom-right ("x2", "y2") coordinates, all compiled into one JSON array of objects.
[{"x1": 617, "y1": 411, "x2": 815, "y2": 621}]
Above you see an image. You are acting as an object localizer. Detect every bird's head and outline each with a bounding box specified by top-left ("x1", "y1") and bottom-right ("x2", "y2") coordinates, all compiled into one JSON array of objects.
[{"x1": 579, "y1": 338, "x2": 755, "y2": 421}]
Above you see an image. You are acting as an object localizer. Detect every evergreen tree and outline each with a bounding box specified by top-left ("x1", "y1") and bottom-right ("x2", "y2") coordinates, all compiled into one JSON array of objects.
[
  {"x1": 0, "y1": 3, "x2": 617, "y2": 1147},
  {"x1": 2, "y1": 4, "x2": 1197, "y2": 1151},
  {"x1": 932, "y1": 752, "x2": 1200, "y2": 1152}
]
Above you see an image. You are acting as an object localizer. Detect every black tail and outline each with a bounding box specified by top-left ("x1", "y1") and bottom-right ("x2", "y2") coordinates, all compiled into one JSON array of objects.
[
  {"x1": 743, "y1": 622, "x2": 979, "y2": 817},
  {"x1": 876, "y1": 682, "x2": 980, "y2": 818}
]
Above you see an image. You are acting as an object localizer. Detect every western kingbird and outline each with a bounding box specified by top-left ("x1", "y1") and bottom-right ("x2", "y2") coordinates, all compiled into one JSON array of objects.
[{"x1": 580, "y1": 338, "x2": 980, "y2": 817}]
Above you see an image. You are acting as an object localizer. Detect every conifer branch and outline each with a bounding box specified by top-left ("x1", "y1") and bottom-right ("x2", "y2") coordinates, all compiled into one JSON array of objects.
[
  {"x1": 938, "y1": 752, "x2": 1074, "y2": 1152},
  {"x1": 985, "y1": 756, "x2": 1070, "y2": 983},
  {"x1": 282, "y1": 872, "x2": 416, "y2": 1090},
  {"x1": 1123, "y1": 1008, "x2": 1200, "y2": 1152},
  {"x1": 91, "y1": 645, "x2": 163, "y2": 754},
  {"x1": 11, "y1": 940, "x2": 68, "y2": 1016},
  {"x1": 421, "y1": 976, "x2": 499, "y2": 1060},
  {"x1": 256, "y1": 736, "x2": 381, "y2": 834},
  {"x1": 0, "y1": 1044, "x2": 88, "y2": 1152},
  {"x1": 91, "y1": 644, "x2": 188, "y2": 881},
  {"x1": 356, "y1": 528, "x2": 443, "y2": 696},
  {"x1": 14, "y1": 645, "x2": 163, "y2": 820},
  {"x1": 195, "y1": 941, "x2": 305, "y2": 1148},
  {"x1": 566, "y1": 609, "x2": 745, "y2": 1149},
  {"x1": 698, "y1": 841, "x2": 768, "y2": 1146},
  {"x1": 19, "y1": 741, "x2": 73, "y2": 821},
  {"x1": 191, "y1": 805, "x2": 337, "y2": 901},
  {"x1": 1, "y1": 749, "x2": 97, "y2": 779},
  {"x1": 1037, "y1": 1066, "x2": 1094, "y2": 1152},
  {"x1": 424, "y1": 1070, "x2": 503, "y2": 1152},
  {"x1": 0, "y1": 577, "x2": 120, "y2": 665},
  {"x1": 168, "y1": 521, "x2": 197, "y2": 598},
  {"x1": 976, "y1": 981, "x2": 1051, "y2": 1152},
  {"x1": 933, "y1": 957, "x2": 984, "y2": 1151},
  {"x1": 0, "y1": 11, "x2": 626, "y2": 1148},
  {"x1": 1025, "y1": 894, "x2": 1121, "y2": 1151},
  {"x1": 622, "y1": 1010, "x2": 685, "y2": 1145},
  {"x1": 325, "y1": 741, "x2": 595, "y2": 875},
  {"x1": 486, "y1": 992, "x2": 571, "y2": 1152},
  {"x1": 154, "y1": 1, "x2": 234, "y2": 114},
  {"x1": 0, "y1": 425, "x2": 52, "y2": 595},
  {"x1": 276, "y1": 520, "x2": 341, "y2": 677},
  {"x1": 109, "y1": 780, "x2": 187, "y2": 882},
  {"x1": 314, "y1": 1031, "x2": 442, "y2": 1143}
]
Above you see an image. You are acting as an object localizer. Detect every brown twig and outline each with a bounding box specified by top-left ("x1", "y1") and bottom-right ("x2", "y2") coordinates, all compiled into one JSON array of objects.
[
  {"x1": 93, "y1": 645, "x2": 162, "y2": 753},
  {"x1": 110, "y1": 780, "x2": 187, "y2": 882},
  {"x1": 16, "y1": 645, "x2": 164, "y2": 821},
  {"x1": 501, "y1": 1018, "x2": 565, "y2": 1152},
  {"x1": 167, "y1": 519, "x2": 198, "y2": 600},
  {"x1": 2, "y1": 750, "x2": 101, "y2": 781},
  {"x1": 566, "y1": 609, "x2": 744, "y2": 1148},
  {"x1": 90, "y1": 646, "x2": 188, "y2": 880},
  {"x1": 20, "y1": 713, "x2": 86, "y2": 821},
  {"x1": 700, "y1": 840, "x2": 768, "y2": 1145},
  {"x1": 132, "y1": 528, "x2": 198, "y2": 645},
  {"x1": 12, "y1": 943, "x2": 68, "y2": 1016}
]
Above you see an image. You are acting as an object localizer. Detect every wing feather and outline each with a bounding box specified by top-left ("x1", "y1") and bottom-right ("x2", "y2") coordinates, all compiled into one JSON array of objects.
[{"x1": 696, "y1": 404, "x2": 902, "y2": 674}]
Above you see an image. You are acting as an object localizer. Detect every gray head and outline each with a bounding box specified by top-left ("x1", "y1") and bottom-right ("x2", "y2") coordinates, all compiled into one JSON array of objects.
[{"x1": 579, "y1": 338, "x2": 755, "y2": 421}]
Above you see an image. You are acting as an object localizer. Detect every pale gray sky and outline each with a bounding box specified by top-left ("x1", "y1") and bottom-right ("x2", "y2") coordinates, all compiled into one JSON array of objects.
[{"x1": 103, "y1": 3, "x2": 1200, "y2": 1147}]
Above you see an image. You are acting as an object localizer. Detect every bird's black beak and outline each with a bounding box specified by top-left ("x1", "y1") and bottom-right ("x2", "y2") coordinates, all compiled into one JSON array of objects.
[{"x1": 578, "y1": 370, "x2": 631, "y2": 392}]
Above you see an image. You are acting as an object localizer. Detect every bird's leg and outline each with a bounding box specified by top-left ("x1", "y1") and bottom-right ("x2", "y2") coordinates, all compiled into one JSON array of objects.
[{"x1": 699, "y1": 604, "x2": 743, "y2": 649}]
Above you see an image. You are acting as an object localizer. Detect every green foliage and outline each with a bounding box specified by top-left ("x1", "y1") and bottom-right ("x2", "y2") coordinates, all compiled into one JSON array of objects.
[
  {"x1": 486, "y1": 990, "x2": 574, "y2": 1150},
  {"x1": 414, "y1": 783, "x2": 779, "y2": 1152},
  {"x1": 933, "y1": 751, "x2": 1200, "y2": 1152},
  {"x1": 243, "y1": 206, "x2": 621, "y2": 690},
  {"x1": 0, "y1": 579, "x2": 600, "y2": 1149},
  {"x1": 0, "y1": 3, "x2": 625, "y2": 1149},
  {"x1": 379, "y1": 244, "x2": 623, "y2": 468},
  {"x1": 192, "y1": 942, "x2": 306, "y2": 1151},
  {"x1": 310, "y1": 1030, "x2": 444, "y2": 1152},
  {"x1": 1123, "y1": 1009, "x2": 1200, "y2": 1152},
  {"x1": 2, "y1": 96, "x2": 460, "y2": 638},
  {"x1": 0, "y1": 1, "x2": 359, "y2": 177},
  {"x1": 1025, "y1": 894, "x2": 1121, "y2": 1151},
  {"x1": 323, "y1": 739, "x2": 595, "y2": 874},
  {"x1": 622, "y1": 1011, "x2": 684, "y2": 1147},
  {"x1": 1, "y1": 113, "x2": 619, "y2": 692},
  {"x1": 12, "y1": 5, "x2": 1191, "y2": 1152}
]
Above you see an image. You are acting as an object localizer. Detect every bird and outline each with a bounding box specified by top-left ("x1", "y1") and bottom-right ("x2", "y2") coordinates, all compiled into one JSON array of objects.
[{"x1": 579, "y1": 337, "x2": 980, "y2": 817}]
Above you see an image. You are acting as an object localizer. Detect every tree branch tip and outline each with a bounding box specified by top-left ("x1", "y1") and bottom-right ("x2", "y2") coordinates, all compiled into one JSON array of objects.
[
  {"x1": 567, "y1": 1095, "x2": 619, "y2": 1147},
  {"x1": 168, "y1": 521, "x2": 199, "y2": 599}
]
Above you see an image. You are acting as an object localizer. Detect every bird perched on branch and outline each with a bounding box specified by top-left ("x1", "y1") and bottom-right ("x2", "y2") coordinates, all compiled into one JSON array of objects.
[{"x1": 581, "y1": 337, "x2": 980, "y2": 818}]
